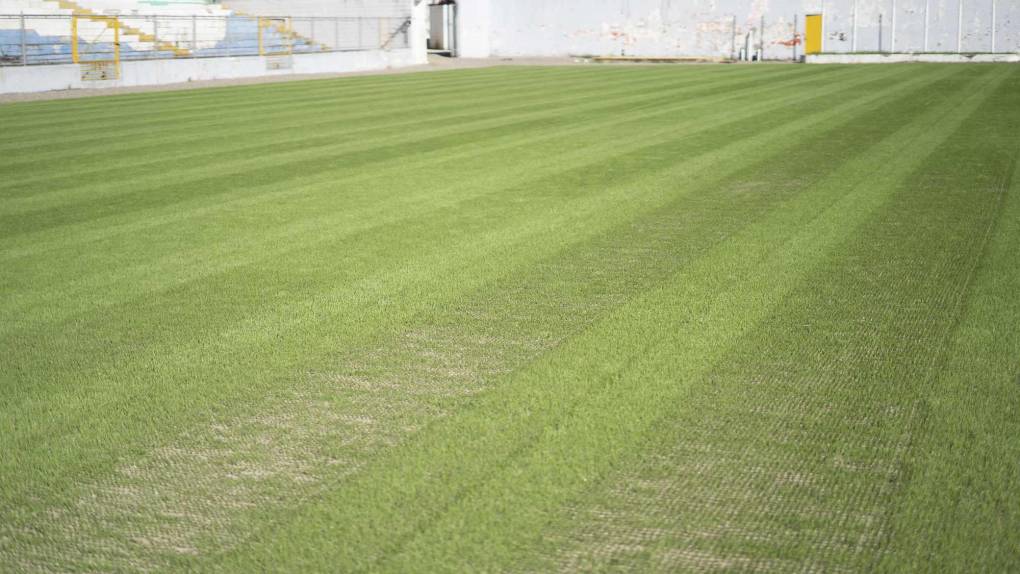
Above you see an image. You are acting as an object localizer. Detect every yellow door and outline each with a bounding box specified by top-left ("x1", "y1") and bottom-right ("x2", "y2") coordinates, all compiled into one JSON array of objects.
[{"x1": 805, "y1": 14, "x2": 823, "y2": 55}]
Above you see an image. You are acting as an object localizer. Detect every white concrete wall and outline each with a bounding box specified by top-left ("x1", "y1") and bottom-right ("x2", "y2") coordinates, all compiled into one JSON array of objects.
[
  {"x1": 223, "y1": 1, "x2": 419, "y2": 57},
  {"x1": 456, "y1": 0, "x2": 490, "y2": 57},
  {"x1": 456, "y1": 0, "x2": 1020, "y2": 59},
  {"x1": 411, "y1": 0, "x2": 428, "y2": 61},
  {"x1": 808, "y1": 51, "x2": 1020, "y2": 62},
  {"x1": 0, "y1": 48, "x2": 418, "y2": 94}
]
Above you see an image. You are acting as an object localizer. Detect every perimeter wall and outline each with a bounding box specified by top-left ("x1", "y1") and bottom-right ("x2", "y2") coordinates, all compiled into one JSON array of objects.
[{"x1": 455, "y1": 0, "x2": 1020, "y2": 59}]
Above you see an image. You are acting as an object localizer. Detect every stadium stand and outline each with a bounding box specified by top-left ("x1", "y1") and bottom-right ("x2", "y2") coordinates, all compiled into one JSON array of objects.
[
  {"x1": 0, "y1": 0, "x2": 337, "y2": 64},
  {"x1": 0, "y1": 0, "x2": 422, "y2": 94}
]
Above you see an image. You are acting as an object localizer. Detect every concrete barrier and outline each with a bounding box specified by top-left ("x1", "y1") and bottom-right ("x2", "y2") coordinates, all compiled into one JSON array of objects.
[
  {"x1": 0, "y1": 48, "x2": 419, "y2": 95},
  {"x1": 807, "y1": 52, "x2": 1020, "y2": 64}
]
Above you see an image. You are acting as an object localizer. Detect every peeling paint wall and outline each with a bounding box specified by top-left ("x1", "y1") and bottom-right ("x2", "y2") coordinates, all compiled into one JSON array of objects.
[{"x1": 457, "y1": 0, "x2": 1020, "y2": 59}]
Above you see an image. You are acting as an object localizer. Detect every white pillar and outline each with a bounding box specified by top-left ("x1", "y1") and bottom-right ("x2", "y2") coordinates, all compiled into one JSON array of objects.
[
  {"x1": 890, "y1": 0, "x2": 897, "y2": 52},
  {"x1": 820, "y1": 0, "x2": 826, "y2": 52},
  {"x1": 957, "y1": 0, "x2": 964, "y2": 53},
  {"x1": 852, "y1": 0, "x2": 858, "y2": 52},
  {"x1": 760, "y1": 14, "x2": 765, "y2": 60},
  {"x1": 410, "y1": 0, "x2": 428, "y2": 63},
  {"x1": 923, "y1": 0, "x2": 929, "y2": 51},
  {"x1": 991, "y1": 0, "x2": 996, "y2": 53},
  {"x1": 731, "y1": 15, "x2": 737, "y2": 60}
]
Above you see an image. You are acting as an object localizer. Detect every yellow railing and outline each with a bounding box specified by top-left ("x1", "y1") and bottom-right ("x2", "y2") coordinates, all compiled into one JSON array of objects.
[{"x1": 70, "y1": 15, "x2": 120, "y2": 64}]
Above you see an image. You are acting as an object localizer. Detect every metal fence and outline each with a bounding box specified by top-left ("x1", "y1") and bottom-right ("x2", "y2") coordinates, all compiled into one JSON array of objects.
[{"x1": 0, "y1": 13, "x2": 410, "y2": 66}]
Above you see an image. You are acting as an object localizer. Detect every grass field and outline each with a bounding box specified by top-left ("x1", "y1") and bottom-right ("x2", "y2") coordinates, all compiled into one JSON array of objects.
[{"x1": 2, "y1": 63, "x2": 1019, "y2": 572}]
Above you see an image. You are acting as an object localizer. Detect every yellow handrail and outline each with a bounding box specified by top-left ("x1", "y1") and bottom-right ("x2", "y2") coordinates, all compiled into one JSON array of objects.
[
  {"x1": 71, "y1": 15, "x2": 78, "y2": 63},
  {"x1": 257, "y1": 17, "x2": 264, "y2": 56},
  {"x1": 112, "y1": 15, "x2": 120, "y2": 76}
]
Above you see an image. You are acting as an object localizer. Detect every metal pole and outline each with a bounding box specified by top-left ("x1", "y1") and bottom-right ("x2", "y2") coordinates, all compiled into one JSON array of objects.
[
  {"x1": 923, "y1": 0, "x2": 929, "y2": 51},
  {"x1": 792, "y1": 13, "x2": 797, "y2": 61},
  {"x1": 192, "y1": 15, "x2": 197, "y2": 53},
  {"x1": 258, "y1": 17, "x2": 264, "y2": 56},
  {"x1": 891, "y1": 0, "x2": 897, "y2": 53},
  {"x1": 19, "y1": 13, "x2": 26, "y2": 65},
  {"x1": 878, "y1": 13, "x2": 883, "y2": 52},
  {"x1": 224, "y1": 15, "x2": 232, "y2": 56},
  {"x1": 957, "y1": 0, "x2": 963, "y2": 53},
  {"x1": 987, "y1": 0, "x2": 995, "y2": 52},
  {"x1": 153, "y1": 15, "x2": 159, "y2": 56},
  {"x1": 852, "y1": 0, "x2": 857, "y2": 52},
  {"x1": 113, "y1": 16, "x2": 120, "y2": 76},
  {"x1": 358, "y1": 17, "x2": 363, "y2": 49},
  {"x1": 310, "y1": 17, "x2": 315, "y2": 47}
]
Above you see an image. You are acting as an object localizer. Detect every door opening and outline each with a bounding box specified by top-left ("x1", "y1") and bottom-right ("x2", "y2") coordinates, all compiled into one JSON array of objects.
[
  {"x1": 427, "y1": 0, "x2": 457, "y2": 56},
  {"x1": 805, "y1": 14, "x2": 823, "y2": 55}
]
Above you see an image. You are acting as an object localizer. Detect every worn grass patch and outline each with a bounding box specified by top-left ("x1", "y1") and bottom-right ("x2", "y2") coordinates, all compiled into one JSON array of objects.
[{"x1": 1, "y1": 63, "x2": 1018, "y2": 572}]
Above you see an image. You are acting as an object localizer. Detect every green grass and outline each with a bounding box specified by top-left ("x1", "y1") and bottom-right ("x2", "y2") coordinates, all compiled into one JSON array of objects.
[{"x1": 1, "y1": 63, "x2": 1018, "y2": 572}]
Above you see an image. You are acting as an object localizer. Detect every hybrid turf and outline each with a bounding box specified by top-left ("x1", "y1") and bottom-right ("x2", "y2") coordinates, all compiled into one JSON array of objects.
[{"x1": 1, "y1": 63, "x2": 1018, "y2": 572}]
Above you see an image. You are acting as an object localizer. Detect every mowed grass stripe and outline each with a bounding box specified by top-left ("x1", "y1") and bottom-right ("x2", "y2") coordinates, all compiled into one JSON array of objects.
[
  {"x1": 0, "y1": 66, "x2": 953, "y2": 521},
  {"x1": 2, "y1": 64, "x2": 1015, "y2": 573},
  {"x1": 1, "y1": 65, "x2": 824, "y2": 208},
  {"x1": 0, "y1": 66, "x2": 885, "y2": 327},
  {"x1": 205, "y1": 65, "x2": 971, "y2": 566},
  {"x1": 876, "y1": 134, "x2": 1020, "y2": 571},
  {"x1": 1, "y1": 65, "x2": 746, "y2": 150},
  {"x1": 0, "y1": 65, "x2": 594, "y2": 133},
  {"x1": 2, "y1": 63, "x2": 764, "y2": 139},
  {"x1": 0, "y1": 65, "x2": 691, "y2": 160},
  {"x1": 1, "y1": 68, "x2": 938, "y2": 570},
  {"x1": 2, "y1": 65, "x2": 813, "y2": 185},
  {"x1": 10, "y1": 63, "x2": 680, "y2": 125},
  {"x1": 0, "y1": 64, "x2": 816, "y2": 200},
  {"x1": 200, "y1": 65, "x2": 1003, "y2": 570},
  {"x1": 385, "y1": 67, "x2": 1014, "y2": 571},
  {"x1": 2, "y1": 64, "x2": 952, "y2": 570},
  {"x1": 0, "y1": 67, "x2": 830, "y2": 232},
  {"x1": 0, "y1": 65, "x2": 532, "y2": 123},
  {"x1": 873, "y1": 71, "x2": 1020, "y2": 572},
  {"x1": 0, "y1": 62, "x2": 915, "y2": 511},
  {"x1": 0, "y1": 67, "x2": 685, "y2": 171},
  {"x1": 0, "y1": 64, "x2": 934, "y2": 413},
  {"x1": 0, "y1": 65, "x2": 887, "y2": 319},
  {"x1": 527, "y1": 66, "x2": 1018, "y2": 572}
]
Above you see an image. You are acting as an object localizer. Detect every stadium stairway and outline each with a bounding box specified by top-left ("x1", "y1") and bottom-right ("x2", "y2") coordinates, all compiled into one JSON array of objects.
[
  {"x1": 1, "y1": 0, "x2": 357, "y2": 64},
  {"x1": 218, "y1": 1, "x2": 328, "y2": 53},
  {"x1": 46, "y1": 0, "x2": 190, "y2": 57},
  {"x1": 0, "y1": 1, "x2": 168, "y2": 64}
]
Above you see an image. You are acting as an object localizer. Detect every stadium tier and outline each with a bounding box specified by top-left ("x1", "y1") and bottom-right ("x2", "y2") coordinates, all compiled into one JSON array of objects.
[{"x1": 0, "y1": 0, "x2": 402, "y2": 65}]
